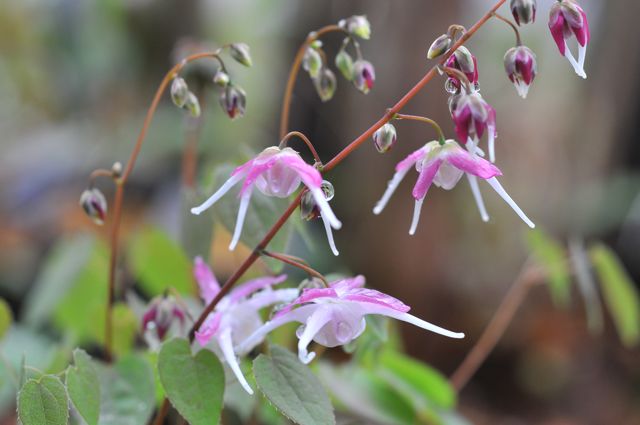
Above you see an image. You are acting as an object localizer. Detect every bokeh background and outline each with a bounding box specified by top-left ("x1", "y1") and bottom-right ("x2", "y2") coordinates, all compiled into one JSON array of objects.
[{"x1": 1, "y1": 0, "x2": 639, "y2": 424}]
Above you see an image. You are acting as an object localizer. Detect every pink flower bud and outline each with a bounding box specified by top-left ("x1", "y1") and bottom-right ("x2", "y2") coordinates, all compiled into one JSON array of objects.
[
  {"x1": 450, "y1": 90, "x2": 498, "y2": 161},
  {"x1": 549, "y1": 0, "x2": 590, "y2": 78},
  {"x1": 219, "y1": 85, "x2": 246, "y2": 119},
  {"x1": 372, "y1": 123, "x2": 397, "y2": 153},
  {"x1": 510, "y1": 0, "x2": 537, "y2": 26},
  {"x1": 445, "y1": 46, "x2": 479, "y2": 92},
  {"x1": 79, "y1": 188, "x2": 107, "y2": 225},
  {"x1": 142, "y1": 296, "x2": 186, "y2": 341},
  {"x1": 352, "y1": 60, "x2": 375, "y2": 94},
  {"x1": 427, "y1": 34, "x2": 452, "y2": 59},
  {"x1": 504, "y1": 45, "x2": 537, "y2": 98}
]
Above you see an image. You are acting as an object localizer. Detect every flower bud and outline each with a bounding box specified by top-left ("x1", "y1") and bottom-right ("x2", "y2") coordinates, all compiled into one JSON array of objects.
[
  {"x1": 219, "y1": 85, "x2": 247, "y2": 119},
  {"x1": 504, "y1": 45, "x2": 537, "y2": 98},
  {"x1": 427, "y1": 34, "x2": 452, "y2": 59},
  {"x1": 373, "y1": 123, "x2": 397, "y2": 153},
  {"x1": 352, "y1": 60, "x2": 375, "y2": 94},
  {"x1": 170, "y1": 77, "x2": 189, "y2": 108},
  {"x1": 313, "y1": 68, "x2": 337, "y2": 102},
  {"x1": 184, "y1": 92, "x2": 201, "y2": 118},
  {"x1": 300, "y1": 180, "x2": 335, "y2": 221},
  {"x1": 444, "y1": 46, "x2": 479, "y2": 92},
  {"x1": 79, "y1": 188, "x2": 107, "y2": 225},
  {"x1": 213, "y1": 69, "x2": 230, "y2": 87},
  {"x1": 335, "y1": 49, "x2": 354, "y2": 81},
  {"x1": 229, "y1": 43, "x2": 252, "y2": 67},
  {"x1": 303, "y1": 47, "x2": 323, "y2": 79},
  {"x1": 338, "y1": 15, "x2": 371, "y2": 40},
  {"x1": 111, "y1": 162, "x2": 123, "y2": 178},
  {"x1": 510, "y1": 0, "x2": 537, "y2": 26},
  {"x1": 142, "y1": 296, "x2": 186, "y2": 341}
]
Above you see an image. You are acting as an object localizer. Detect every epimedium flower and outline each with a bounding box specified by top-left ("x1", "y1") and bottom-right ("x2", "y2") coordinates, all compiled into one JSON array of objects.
[
  {"x1": 373, "y1": 139, "x2": 535, "y2": 234},
  {"x1": 141, "y1": 295, "x2": 186, "y2": 347},
  {"x1": 444, "y1": 46, "x2": 479, "y2": 93},
  {"x1": 548, "y1": 0, "x2": 590, "y2": 79},
  {"x1": 504, "y1": 45, "x2": 537, "y2": 99},
  {"x1": 236, "y1": 275, "x2": 464, "y2": 365},
  {"x1": 193, "y1": 257, "x2": 298, "y2": 394},
  {"x1": 352, "y1": 59, "x2": 375, "y2": 94},
  {"x1": 511, "y1": 0, "x2": 537, "y2": 26},
  {"x1": 449, "y1": 89, "x2": 497, "y2": 162},
  {"x1": 191, "y1": 146, "x2": 342, "y2": 251},
  {"x1": 299, "y1": 181, "x2": 341, "y2": 256}
]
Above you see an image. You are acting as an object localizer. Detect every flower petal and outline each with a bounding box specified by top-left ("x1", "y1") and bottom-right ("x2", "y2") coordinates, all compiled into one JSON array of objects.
[
  {"x1": 360, "y1": 304, "x2": 465, "y2": 339},
  {"x1": 281, "y1": 153, "x2": 323, "y2": 190},
  {"x1": 446, "y1": 147, "x2": 502, "y2": 179},
  {"x1": 191, "y1": 172, "x2": 245, "y2": 215},
  {"x1": 194, "y1": 257, "x2": 220, "y2": 304},
  {"x1": 217, "y1": 327, "x2": 254, "y2": 395},
  {"x1": 229, "y1": 187, "x2": 254, "y2": 251},
  {"x1": 321, "y1": 212, "x2": 340, "y2": 256},
  {"x1": 343, "y1": 288, "x2": 410, "y2": 313},
  {"x1": 247, "y1": 288, "x2": 300, "y2": 310},
  {"x1": 373, "y1": 167, "x2": 411, "y2": 215},
  {"x1": 229, "y1": 274, "x2": 288, "y2": 302},
  {"x1": 195, "y1": 313, "x2": 222, "y2": 347},
  {"x1": 409, "y1": 197, "x2": 425, "y2": 236},
  {"x1": 311, "y1": 187, "x2": 342, "y2": 229},
  {"x1": 396, "y1": 146, "x2": 429, "y2": 172},
  {"x1": 466, "y1": 174, "x2": 490, "y2": 222},
  {"x1": 486, "y1": 177, "x2": 535, "y2": 228},
  {"x1": 297, "y1": 306, "x2": 334, "y2": 364},
  {"x1": 412, "y1": 159, "x2": 441, "y2": 200}
]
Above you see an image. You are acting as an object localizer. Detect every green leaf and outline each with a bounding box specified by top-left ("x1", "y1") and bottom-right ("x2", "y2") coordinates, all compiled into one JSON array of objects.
[
  {"x1": 253, "y1": 345, "x2": 335, "y2": 425},
  {"x1": 158, "y1": 338, "x2": 225, "y2": 425},
  {"x1": 17, "y1": 375, "x2": 69, "y2": 425},
  {"x1": 207, "y1": 164, "x2": 296, "y2": 271},
  {"x1": 379, "y1": 351, "x2": 455, "y2": 410},
  {"x1": 111, "y1": 303, "x2": 138, "y2": 357},
  {"x1": 526, "y1": 229, "x2": 571, "y2": 307},
  {"x1": 590, "y1": 244, "x2": 640, "y2": 347},
  {"x1": 21, "y1": 234, "x2": 95, "y2": 327},
  {"x1": 66, "y1": 349, "x2": 100, "y2": 425},
  {"x1": 0, "y1": 298, "x2": 12, "y2": 339},
  {"x1": 128, "y1": 226, "x2": 194, "y2": 296},
  {"x1": 96, "y1": 354, "x2": 156, "y2": 425}
]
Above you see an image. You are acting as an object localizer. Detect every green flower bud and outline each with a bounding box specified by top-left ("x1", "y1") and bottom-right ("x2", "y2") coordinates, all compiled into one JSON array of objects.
[
  {"x1": 229, "y1": 43, "x2": 252, "y2": 67},
  {"x1": 335, "y1": 49, "x2": 354, "y2": 81},
  {"x1": 213, "y1": 69, "x2": 230, "y2": 87},
  {"x1": 373, "y1": 123, "x2": 397, "y2": 153},
  {"x1": 427, "y1": 34, "x2": 452, "y2": 59},
  {"x1": 313, "y1": 68, "x2": 337, "y2": 102},
  {"x1": 184, "y1": 92, "x2": 201, "y2": 117},
  {"x1": 339, "y1": 15, "x2": 371, "y2": 40},
  {"x1": 303, "y1": 47, "x2": 323, "y2": 79},
  {"x1": 170, "y1": 77, "x2": 189, "y2": 107}
]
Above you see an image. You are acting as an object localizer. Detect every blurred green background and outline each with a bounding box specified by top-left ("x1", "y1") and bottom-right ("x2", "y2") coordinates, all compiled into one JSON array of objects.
[{"x1": 1, "y1": 0, "x2": 639, "y2": 424}]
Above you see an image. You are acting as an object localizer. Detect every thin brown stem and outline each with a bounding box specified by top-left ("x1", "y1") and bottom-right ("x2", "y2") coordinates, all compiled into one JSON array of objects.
[
  {"x1": 492, "y1": 12, "x2": 522, "y2": 46},
  {"x1": 279, "y1": 131, "x2": 322, "y2": 164},
  {"x1": 441, "y1": 66, "x2": 473, "y2": 92},
  {"x1": 279, "y1": 24, "x2": 344, "y2": 138},
  {"x1": 450, "y1": 261, "x2": 546, "y2": 391},
  {"x1": 89, "y1": 169, "x2": 115, "y2": 186},
  {"x1": 261, "y1": 251, "x2": 329, "y2": 287},
  {"x1": 395, "y1": 114, "x2": 446, "y2": 144},
  {"x1": 153, "y1": 399, "x2": 171, "y2": 425}
]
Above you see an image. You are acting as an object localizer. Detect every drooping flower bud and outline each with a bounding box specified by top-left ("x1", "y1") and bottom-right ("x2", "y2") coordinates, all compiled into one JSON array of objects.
[
  {"x1": 300, "y1": 181, "x2": 335, "y2": 221},
  {"x1": 504, "y1": 45, "x2": 537, "y2": 98},
  {"x1": 213, "y1": 69, "x2": 230, "y2": 87},
  {"x1": 142, "y1": 295, "x2": 186, "y2": 341},
  {"x1": 184, "y1": 92, "x2": 201, "y2": 118},
  {"x1": 373, "y1": 123, "x2": 397, "y2": 153},
  {"x1": 170, "y1": 77, "x2": 189, "y2": 108},
  {"x1": 303, "y1": 47, "x2": 323, "y2": 79},
  {"x1": 450, "y1": 90, "x2": 498, "y2": 161},
  {"x1": 445, "y1": 46, "x2": 479, "y2": 92},
  {"x1": 510, "y1": 0, "x2": 537, "y2": 25},
  {"x1": 335, "y1": 49, "x2": 354, "y2": 81},
  {"x1": 229, "y1": 43, "x2": 253, "y2": 67},
  {"x1": 313, "y1": 68, "x2": 337, "y2": 102},
  {"x1": 338, "y1": 15, "x2": 371, "y2": 40},
  {"x1": 548, "y1": 0, "x2": 589, "y2": 78},
  {"x1": 352, "y1": 60, "x2": 375, "y2": 94},
  {"x1": 79, "y1": 188, "x2": 107, "y2": 225},
  {"x1": 427, "y1": 34, "x2": 452, "y2": 59},
  {"x1": 219, "y1": 85, "x2": 247, "y2": 119}
]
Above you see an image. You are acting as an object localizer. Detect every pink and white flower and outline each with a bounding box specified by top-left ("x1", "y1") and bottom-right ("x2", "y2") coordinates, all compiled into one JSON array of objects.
[
  {"x1": 445, "y1": 46, "x2": 479, "y2": 92},
  {"x1": 193, "y1": 257, "x2": 298, "y2": 394},
  {"x1": 191, "y1": 146, "x2": 341, "y2": 252},
  {"x1": 504, "y1": 45, "x2": 538, "y2": 99},
  {"x1": 373, "y1": 140, "x2": 535, "y2": 234},
  {"x1": 237, "y1": 275, "x2": 464, "y2": 364},
  {"x1": 450, "y1": 89, "x2": 497, "y2": 162},
  {"x1": 548, "y1": 0, "x2": 590, "y2": 78}
]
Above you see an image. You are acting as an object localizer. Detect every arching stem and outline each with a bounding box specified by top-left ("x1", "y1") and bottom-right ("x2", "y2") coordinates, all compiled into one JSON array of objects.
[
  {"x1": 492, "y1": 12, "x2": 522, "y2": 46},
  {"x1": 279, "y1": 131, "x2": 323, "y2": 164},
  {"x1": 395, "y1": 114, "x2": 446, "y2": 145},
  {"x1": 261, "y1": 251, "x2": 329, "y2": 287}
]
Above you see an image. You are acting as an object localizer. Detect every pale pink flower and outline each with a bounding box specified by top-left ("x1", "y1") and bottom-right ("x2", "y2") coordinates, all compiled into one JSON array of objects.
[
  {"x1": 193, "y1": 257, "x2": 298, "y2": 394},
  {"x1": 237, "y1": 275, "x2": 464, "y2": 364},
  {"x1": 549, "y1": 0, "x2": 590, "y2": 78},
  {"x1": 191, "y1": 147, "x2": 341, "y2": 252},
  {"x1": 373, "y1": 140, "x2": 535, "y2": 234}
]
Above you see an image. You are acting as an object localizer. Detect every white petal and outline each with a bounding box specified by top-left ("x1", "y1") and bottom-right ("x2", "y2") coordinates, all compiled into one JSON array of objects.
[
  {"x1": 218, "y1": 327, "x2": 253, "y2": 395},
  {"x1": 312, "y1": 188, "x2": 341, "y2": 229},
  {"x1": 488, "y1": 129, "x2": 496, "y2": 163},
  {"x1": 373, "y1": 168, "x2": 410, "y2": 215},
  {"x1": 564, "y1": 42, "x2": 587, "y2": 79},
  {"x1": 466, "y1": 174, "x2": 489, "y2": 222},
  {"x1": 486, "y1": 177, "x2": 535, "y2": 228},
  {"x1": 360, "y1": 304, "x2": 464, "y2": 339},
  {"x1": 248, "y1": 288, "x2": 300, "y2": 310},
  {"x1": 191, "y1": 172, "x2": 245, "y2": 215},
  {"x1": 578, "y1": 43, "x2": 588, "y2": 78},
  {"x1": 229, "y1": 187, "x2": 253, "y2": 251},
  {"x1": 321, "y1": 212, "x2": 340, "y2": 256},
  {"x1": 409, "y1": 197, "x2": 425, "y2": 236},
  {"x1": 297, "y1": 306, "x2": 333, "y2": 364}
]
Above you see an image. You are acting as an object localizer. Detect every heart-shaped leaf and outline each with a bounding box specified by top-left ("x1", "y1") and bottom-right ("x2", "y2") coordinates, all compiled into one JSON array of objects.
[
  {"x1": 17, "y1": 375, "x2": 69, "y2": 425},
  {"x1": 253, "y1": 345, "x2": 335, "y2": 425},
  {"x1": 158, "y1": 338, "x2": 225, "y2": 425},
  {"x1": 66, "y1": 349, "x2": 100, "y2": 425}
]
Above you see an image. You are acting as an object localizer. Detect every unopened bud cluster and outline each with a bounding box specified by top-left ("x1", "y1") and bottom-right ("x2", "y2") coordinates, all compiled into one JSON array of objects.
[{"x1": 303, "y1": 15, "x2": 376, "y2": 102}]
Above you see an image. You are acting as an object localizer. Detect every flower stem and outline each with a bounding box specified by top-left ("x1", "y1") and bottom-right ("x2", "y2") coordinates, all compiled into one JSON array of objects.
[
  {"x1": 492, "y1": 12, "x2": 522, "y2": 46},
  {"x1": 449, "y1": 259, "x2": 545, "y2": 391},
  {"x1": 279, "y1": 25, "x2": 345, "y2": 138},
  {"x1": 261, "y1": 251, "x2": 329, "y2": 287},
  {"x1": 395, "y1": 114, "x2": 446, "y2": 144},
  {"x1": 440, "y1": 66, "x2": 474, "y2": 93},
  {"x1": 279, "y1": 131, "x2": 323, "y2": 164}
]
